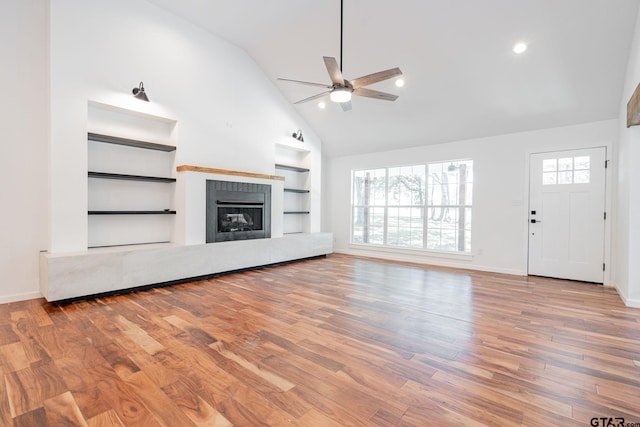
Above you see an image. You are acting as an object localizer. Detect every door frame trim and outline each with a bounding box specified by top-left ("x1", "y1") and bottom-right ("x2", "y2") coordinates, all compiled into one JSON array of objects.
[{"x1": 524, "y1": 145, "x2": 612, "y2": 285}]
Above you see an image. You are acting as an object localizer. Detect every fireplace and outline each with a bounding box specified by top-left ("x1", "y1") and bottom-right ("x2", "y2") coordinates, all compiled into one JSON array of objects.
[{"x1": 206, "y1": 180, "x2": 271, "y2": 242}]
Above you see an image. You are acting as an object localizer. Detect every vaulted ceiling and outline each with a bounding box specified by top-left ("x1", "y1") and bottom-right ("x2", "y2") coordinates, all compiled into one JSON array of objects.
[{"x1": 146, "y1": 0, "x2": 640, "y2": 157}]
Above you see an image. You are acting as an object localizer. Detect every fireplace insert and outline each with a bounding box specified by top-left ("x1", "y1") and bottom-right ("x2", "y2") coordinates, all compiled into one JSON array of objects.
[
  {"x1": 217, "y1": 203, "x2": 262, "y2": 233},
  {"x1": 206, "y1": 180, "x2": 271, "y2": 242}
]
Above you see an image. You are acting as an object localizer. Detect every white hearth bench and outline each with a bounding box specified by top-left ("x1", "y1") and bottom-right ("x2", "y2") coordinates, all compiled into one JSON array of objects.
[{"x1": 40, "y1": 232, "x2": 332, "y2": 302}]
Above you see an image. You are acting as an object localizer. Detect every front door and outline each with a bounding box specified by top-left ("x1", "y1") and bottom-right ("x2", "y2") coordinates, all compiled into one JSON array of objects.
[{"x1": 528, "y1": 147, "x2": 606, "y2": 283}]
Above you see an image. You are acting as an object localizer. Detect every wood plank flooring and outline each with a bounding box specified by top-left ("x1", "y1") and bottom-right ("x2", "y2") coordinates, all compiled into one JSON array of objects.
[{"x1": 1, "y1": 253, "x2": 639, "y2": 426}]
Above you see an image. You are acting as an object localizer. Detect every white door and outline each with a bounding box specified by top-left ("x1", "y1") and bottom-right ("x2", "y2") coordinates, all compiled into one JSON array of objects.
[{"x1": 528, "y1": 147, "x2": 606, "y2": 283}]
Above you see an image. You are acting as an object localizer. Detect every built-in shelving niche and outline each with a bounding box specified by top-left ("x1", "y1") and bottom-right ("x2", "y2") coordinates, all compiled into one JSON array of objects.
[
  {"x1": 87, "y1": 102, "x2": 177, "y2": 248},
  {"x1": 275, "y1": 144, "x2": 311, "y2": 234}
]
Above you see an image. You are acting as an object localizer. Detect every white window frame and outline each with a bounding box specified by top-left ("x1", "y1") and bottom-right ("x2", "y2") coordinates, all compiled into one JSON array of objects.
[{"x1": 350, "y1": 160, "x2": 473, "y2": 254}]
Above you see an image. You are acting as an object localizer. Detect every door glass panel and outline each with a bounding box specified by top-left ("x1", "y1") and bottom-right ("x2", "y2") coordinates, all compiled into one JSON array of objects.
[
  {"x1": 558, "y1": 157, "x2": 573, "y2": 171},
  {"x1": 542, "y1": 155, "x2": 591, "y2": 185},
  {"x1": 543, "y1": 172, "x2": 557, "y2": 185},
  {"x1": 574, "y1": 156, "x2": 590, "y2": 170},
  {"x1": 543, "y1": 159, "x2": 557, "y2": 172},
  {"x1": 558, "y1": 171, "x2": 573, "y2": 184}
]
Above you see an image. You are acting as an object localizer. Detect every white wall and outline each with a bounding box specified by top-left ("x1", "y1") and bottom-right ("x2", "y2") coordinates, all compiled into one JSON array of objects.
[
  {"x1": 325, "y1": 120, "x2": 617, "y2": 277},
  {"x1": 48, "y1": 0, "x2": 322, "y2": 253},
  {"x1": 0, "y1": 0, "x2": 49, "y2": 303},
  {"x1": 614, "y1": 6, "x2": 640, "y2": 307}
]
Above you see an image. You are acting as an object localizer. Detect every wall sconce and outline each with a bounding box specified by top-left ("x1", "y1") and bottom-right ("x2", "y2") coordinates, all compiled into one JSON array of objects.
[
  {"x1": 292, "y1": 129, "x2": 304, "y2": 142},
  {"x1": 132, "y1": 81, "x2": 149, "y2": 102}
]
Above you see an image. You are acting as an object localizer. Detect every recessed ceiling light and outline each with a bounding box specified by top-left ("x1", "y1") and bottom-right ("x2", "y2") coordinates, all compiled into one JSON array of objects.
[
  {"x1": 318, "y1": 101, "x2": 326, "y2": 109},
  {"x1": 513, "y1": 42, "x2": 527, "y2": 54},
  {"x1": 395, "y1": 78, "x2": 405, "y2": 88}
]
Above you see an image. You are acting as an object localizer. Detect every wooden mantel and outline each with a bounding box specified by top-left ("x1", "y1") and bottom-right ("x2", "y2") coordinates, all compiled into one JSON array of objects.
[
  {"x1": 176, "y1": 165, "x2": 285, "y2": 181},
  {"x1": 627, "y1": 82, "x2": 640, "y2": 127}
]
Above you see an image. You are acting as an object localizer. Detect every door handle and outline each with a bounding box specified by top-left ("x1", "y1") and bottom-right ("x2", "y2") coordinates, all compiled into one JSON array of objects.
[{"x1": 530, "y1": 219, "x2": 541, "y2": 223}]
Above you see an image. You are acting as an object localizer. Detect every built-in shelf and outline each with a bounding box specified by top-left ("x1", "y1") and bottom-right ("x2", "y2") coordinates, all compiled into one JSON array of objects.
[
  {"x1": 284, "y1": 188, "x2": 310, "y2": 193},
  {"x1": 88, "y1": 132, "x2": 176, "y2": 152},
  {"x1": 284, "y1": 211, "x2": 310, "y2": 215},
  {"x1": 88, "y1": 171, "x2": 176, "y2": 183},
  {"x1": 275, "y1": 164, "x2": 310, "y2": 173},
  {"x1": 88, "y1": 210, "x2": 176, "y2": 215}
]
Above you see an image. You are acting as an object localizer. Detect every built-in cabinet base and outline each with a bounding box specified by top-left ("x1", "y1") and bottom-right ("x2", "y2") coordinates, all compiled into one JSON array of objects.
[{"x1": 40, "y1": 233, "x2": 332, "y2": 302}]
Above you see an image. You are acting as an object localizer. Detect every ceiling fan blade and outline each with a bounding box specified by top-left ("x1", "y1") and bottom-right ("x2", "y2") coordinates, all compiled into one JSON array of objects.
[
  {"x1": 349, "y1": 67, "x2": 403, "y2": 89},
  {"x1": 294, "y1": 91, "x2": 332, "y2": 104},
  {"x1": 340, "y1": 101, "x2": 353, "y2": 112},
  {"x1": 277, "y1": 78, "x2": 332, "y2": 89},
  {"x1": 323, "y1": 56, "x2": 345, "y2": 85},
  {"x1": 353, "y1": 87, "x2": 399, "y2": 101}
]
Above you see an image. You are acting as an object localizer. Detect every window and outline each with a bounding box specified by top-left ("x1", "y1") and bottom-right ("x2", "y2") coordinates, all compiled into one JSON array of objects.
[
  {"x1": 351, "y1": 160, "x2": 473, "y2": 252},
  {"x1": 426, "y1": 161, "x2": 473, "y2": 252},
  {"x1": 352, "y1": 168, "x2": 386, "y2": 245},
  {"x1": 387, "y1": 165, "x2": 426, "y2": 248},
  {"x1": 543, "y1": 155, "x2": 590, "y2": 185}
]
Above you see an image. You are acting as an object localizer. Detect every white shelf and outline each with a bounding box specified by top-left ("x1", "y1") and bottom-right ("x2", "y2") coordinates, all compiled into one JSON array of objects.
[{"x1": 88, "y1": 132, "x2": 176, "y2": 151}]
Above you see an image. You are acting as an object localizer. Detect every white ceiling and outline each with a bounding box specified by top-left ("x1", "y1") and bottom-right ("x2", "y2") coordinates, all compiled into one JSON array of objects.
[{"x1": 146, "y1": 0, "x2": 640, "y2": 157}]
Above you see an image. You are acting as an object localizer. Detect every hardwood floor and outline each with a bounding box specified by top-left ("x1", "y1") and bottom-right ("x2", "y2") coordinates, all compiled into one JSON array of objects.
[{"x1": 1, "y1": 254, "x2": 639, "y2": 426}]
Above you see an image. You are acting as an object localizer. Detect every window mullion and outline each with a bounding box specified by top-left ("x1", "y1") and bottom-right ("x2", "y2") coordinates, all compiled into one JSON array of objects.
[
  {"x1": 424, "y1": 166, "x2": 429, "y2": 250},
  {"x1": 383, "y1": 168, "x2": 388, "y2": 246}
]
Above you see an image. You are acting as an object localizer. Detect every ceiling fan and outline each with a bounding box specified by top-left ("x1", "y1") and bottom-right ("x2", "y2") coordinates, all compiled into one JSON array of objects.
[{"x1": 277, "y1": 0, "x2": 403, "y2": 112}]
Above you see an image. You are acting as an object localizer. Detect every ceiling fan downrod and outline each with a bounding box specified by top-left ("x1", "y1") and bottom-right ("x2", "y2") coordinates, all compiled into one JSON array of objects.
[{"x1": 340, "y1": 0, "x2": 344, "y2": 72}]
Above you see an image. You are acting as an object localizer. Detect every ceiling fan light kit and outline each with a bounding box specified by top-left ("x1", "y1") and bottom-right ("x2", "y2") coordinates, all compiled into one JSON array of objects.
[
  {"x1": 278, "y1": 0, "x2": 402, "y2": 111},
  {"x1": 330, "y1": 87, "x2": 352, "y2": 103}
]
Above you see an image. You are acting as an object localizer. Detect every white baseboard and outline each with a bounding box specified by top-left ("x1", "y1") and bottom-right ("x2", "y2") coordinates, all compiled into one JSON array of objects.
[
  {"x1": 613, "y1": 283, "x2": 640, "y2": 308},
  {"x1": 625, "y1": 299, "x2": 640, "y2": 308},
  {"x1": 334, "y1": 248, "x2": 526, "y2": 276},
  {"x1": 0, "y1": 291, "x2": 43, "y2": 305}
]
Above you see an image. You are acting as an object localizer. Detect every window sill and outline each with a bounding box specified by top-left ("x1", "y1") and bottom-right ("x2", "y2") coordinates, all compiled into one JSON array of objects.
[{"x1": 347, "y1": 243, "x2": 474, "y2": 261}]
